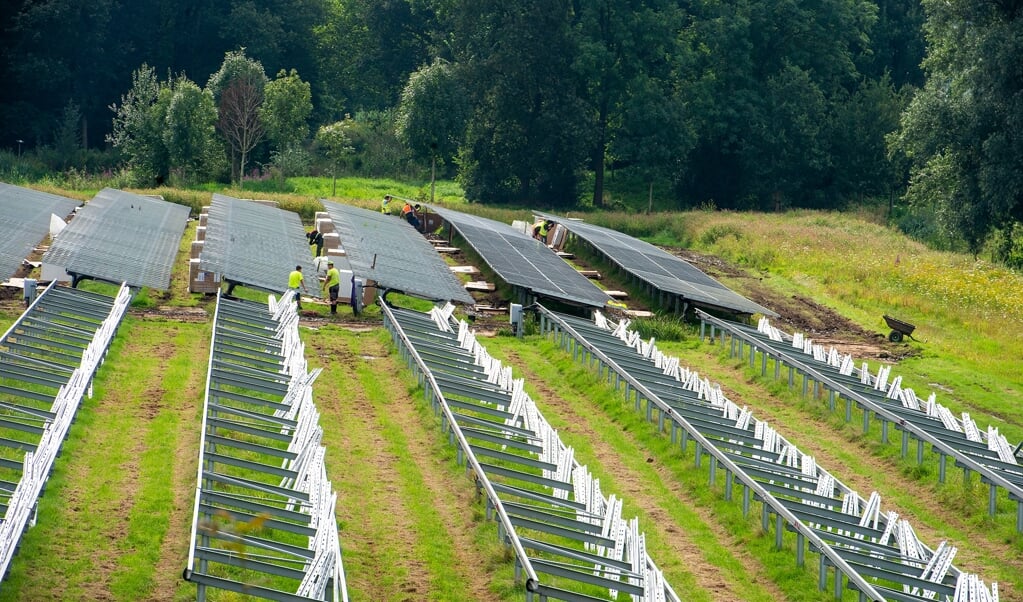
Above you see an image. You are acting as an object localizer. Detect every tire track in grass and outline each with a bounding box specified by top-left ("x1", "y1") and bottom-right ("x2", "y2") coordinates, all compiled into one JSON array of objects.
[
  {"x1": 308, "y1": 327, "x2": 505, "y2": 601},
  {"x1": 143, "y1": 322, "x2": 207, "y2": 601},
  {"x1": 487, "y1": 336, "x2": 791, "y2": 602},
  {"x1": 676, "y1": 345, "x2": 1023, "y2": 600}
]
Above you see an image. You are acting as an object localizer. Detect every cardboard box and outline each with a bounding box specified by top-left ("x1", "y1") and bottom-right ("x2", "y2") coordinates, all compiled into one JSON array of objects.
[
  {"x1": 190, "y1": 240, "x2": 204, "y2": 259},
  {"x1": 188, "y1": 258, "x2": 221, "y2": 294},
  {"x1": 315, "y1": 218, "x2": 335, "y2": 235}
]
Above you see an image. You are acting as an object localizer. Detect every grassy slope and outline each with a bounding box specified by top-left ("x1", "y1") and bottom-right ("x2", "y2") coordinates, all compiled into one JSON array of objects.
[{"x1": 1, "y1": 200, "x2": 1022, "y2": 600}]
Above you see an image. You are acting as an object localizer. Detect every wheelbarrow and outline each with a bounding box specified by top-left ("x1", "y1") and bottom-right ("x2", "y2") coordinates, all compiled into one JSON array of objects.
[{"x1": 883, "y1": 314, "x2": 917, "y2": 342}]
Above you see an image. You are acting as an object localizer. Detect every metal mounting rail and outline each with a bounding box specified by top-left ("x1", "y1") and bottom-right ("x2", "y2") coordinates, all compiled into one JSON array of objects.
[
  {"x1": 184, "y1": 291, "x2": 346, "y2": 602},
  {"x1": 0, "y1": 281, "x2": 132, "y2": 582},
  {"x1": 382, "y1": 302, "x2": 680, "y2": 602},
  {"x1": 537, "y1": 305, "x2": 999, "y2": 601},
  {"x1": 696, "y1": 308, "x2": 1023, "y2": 532}
]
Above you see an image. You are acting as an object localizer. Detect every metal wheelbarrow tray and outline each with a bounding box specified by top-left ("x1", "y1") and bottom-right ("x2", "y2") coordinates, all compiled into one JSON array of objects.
[{"x1": 883, "y1": 314, "x2": 916, "y2": 342}]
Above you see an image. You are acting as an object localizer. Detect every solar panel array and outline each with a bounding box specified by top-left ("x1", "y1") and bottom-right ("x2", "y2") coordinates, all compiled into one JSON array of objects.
[
  {"x1": 699, "y1": 310, "x2": 1023, "y2": 532},
  {"x1": 0, "y1": 183, "x2": 81, "y2": 281},
  {"x1": 321, "y1": 201, "x2": 474, "y2": 304},
  {"x1": 431, "y1": 207, "x2": 611, "y2": 308},
  {"x1": 535, "y1": 211, "x2": 775, "y2": 317},
  {"x1": 537, "y1": 306, "x2": 999, "y2": 601},
  {"x1": 382, "y1": 302, "x2": 680, "y2": 602},
  {"x1": 42, "y1": 188, "x2": 189, "y2": 290},
  {"x1": 199, "y1": 194, "x2": 319, "y2": 295}
]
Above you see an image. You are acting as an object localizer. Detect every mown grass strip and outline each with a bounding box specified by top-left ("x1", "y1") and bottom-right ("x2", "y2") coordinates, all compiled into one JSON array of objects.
[
  {"x1": 109, "y1": 322, "x2": 207, "y2": 601},
  {"x1": 308, "y1": 326, "x2": 518, "y2": 601}
]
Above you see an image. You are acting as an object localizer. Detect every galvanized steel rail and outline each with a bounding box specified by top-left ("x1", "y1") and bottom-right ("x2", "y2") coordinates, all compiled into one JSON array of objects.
[
  {"x1": 537, "y1": 305, "x2": 1000, "y2": 601},
  {"x1": 382, "y1": 301, "x2": 680, "y2": 602},
  {"x1": 184, "y1": 291, "x2": 346, "y2": 602},
  {"x1": 0, "y1": 281, "x2": 131, "y2": 581},
  {"x1": 697, "y1": 308, "x2": 1023, "y2": 533}
]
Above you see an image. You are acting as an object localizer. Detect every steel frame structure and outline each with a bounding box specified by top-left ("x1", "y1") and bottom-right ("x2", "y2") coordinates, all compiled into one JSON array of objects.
[
  {"x1": 0, "y1": 281, "x2": 131, "y2": 581},
  {"x1": 184, "y1": 291, "x2": 345, "y2": 601},
  {"x1": 697, "y1": 309, "x2": 1023, "y2": 534},
  {"x1": 536, "y1": 306, "x2": 998, "y2": 602},
  {"x1": 383, "y1": 301, "x2": 680, "y2": 602}
]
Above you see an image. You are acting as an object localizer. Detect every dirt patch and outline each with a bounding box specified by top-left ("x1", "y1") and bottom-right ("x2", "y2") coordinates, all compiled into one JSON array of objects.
[
  {"x1": 669, "y1": 248, "x2": 912, "y2": 361},
  {"x1": 308, "y1": 330, "x2": 502, "y2": 601}
]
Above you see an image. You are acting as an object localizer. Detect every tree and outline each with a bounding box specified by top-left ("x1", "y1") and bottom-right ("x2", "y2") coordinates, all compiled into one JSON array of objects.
[
  {"x1": 262, "y1": 69, "x2": 313, "y2": 152},
  {"x1": 219, "y1": 77, "x2": 266, "y2": 185},
  {"x1": 451, "y1": 0, "x2": 590, "y2": 205},
  {"x1": 164, "y1": 79, "x2": 222, "y2": 185},
  {"x1": 207, "y1": 49, "x2": 268, "y2": 183},
  {"x1": 610, "y1": 73, "x2": 692, "y2": 212},
  {"x1": 108, "y1": 64, "x2": 173, "y2": 186},
  {"x1": 314, "y1": 0, "x2": 433, "y2": 115},
  {"x1": 571, "y1": 0, "x2": 688, "y2": 207},
  {"x1": 316, "y1": 117, "x2": 355, "y2": 196},
  {"x1": 395, "y1": 59, "x2": 470, "y2": 200},
  {"x1": 891, "y1": 0, "x2": 1023, "y2": 253}
]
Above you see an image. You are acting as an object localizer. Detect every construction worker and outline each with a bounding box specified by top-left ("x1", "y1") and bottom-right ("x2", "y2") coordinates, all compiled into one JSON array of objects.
[
  {"x1": 532, "y1": 219, "x2": 553, "y2": 242},
  {"x1": 322, "y1": 260, "x2": 341, "y2": 315},
  {"x1": 288, "y1": 265, "x2": 308, "y2": 310},
  {"x1": 381, "y1": 195, "x2": 393, "y2": 214},
  {"x1": 400, "y1": 201, "x2": 421, "y2": 231}
]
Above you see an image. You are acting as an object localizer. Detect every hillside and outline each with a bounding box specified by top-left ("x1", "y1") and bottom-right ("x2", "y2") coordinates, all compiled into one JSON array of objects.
[{"x1": 0, "y1": 206, "x2": 1021, "y2": 601}]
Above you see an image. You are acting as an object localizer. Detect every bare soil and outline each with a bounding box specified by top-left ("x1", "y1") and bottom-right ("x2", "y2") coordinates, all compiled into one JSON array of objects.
[{"x1": 669, "y1": 247, "x2": 912, "y2": 361}]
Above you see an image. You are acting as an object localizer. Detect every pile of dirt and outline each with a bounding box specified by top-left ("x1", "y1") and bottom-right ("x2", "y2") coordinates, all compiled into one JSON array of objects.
[{"x1": 669, "y1": 247, "x2": 911, "y2": 361}]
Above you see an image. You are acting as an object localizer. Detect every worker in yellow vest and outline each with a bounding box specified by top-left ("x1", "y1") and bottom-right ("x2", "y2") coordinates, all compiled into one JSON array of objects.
[
  {"x1": 322, "y1": 261, "x2": 341, "y2": 315},
  {"x1": 532, "y1": 219, "x2": 553, "y2": 242},
  {"x1": 288, "y1": 265, "x2": 308, "y2": 310}
]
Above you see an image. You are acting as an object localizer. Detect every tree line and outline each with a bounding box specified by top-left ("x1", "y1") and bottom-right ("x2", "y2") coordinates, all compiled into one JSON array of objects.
[{"x1": 1, "y1": 0, "x2": 1021, "y2": 261}]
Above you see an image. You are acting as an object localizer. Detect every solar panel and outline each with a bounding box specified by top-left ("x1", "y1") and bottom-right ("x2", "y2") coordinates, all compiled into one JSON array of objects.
[
  {"x1": 0, "y1": 183, "x2": 81, "y2": 280},
  {"x1": 321, "y1": 200, "x2": 474, "y2": 304},
  {"x1": 42, "y1": 188, "x2": 189, "y2": 290},
  {"x1": 431, "y1": 207, "x2": 611, "y2": 308},
  {"x1": 199, "y1": 193, "x2": 320, "y2": 295},
  {"x1": 536, "y1": 211, "x2": 776, "y2": 316}
]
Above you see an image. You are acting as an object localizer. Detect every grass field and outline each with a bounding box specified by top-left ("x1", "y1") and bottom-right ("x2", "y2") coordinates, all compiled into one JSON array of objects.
[{"x1": 1, "y1": 190, "x2": 1021, "y2": 601}]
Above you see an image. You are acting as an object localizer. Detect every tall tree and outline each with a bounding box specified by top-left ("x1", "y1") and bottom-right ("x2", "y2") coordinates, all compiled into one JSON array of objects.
[
  {"x1": 2, "y1": 0, "x2": 121, "y2": 148},
  {"x1": 891, "y1": 0, "x2": 1023, "y2": 253},
  {"x1": 207, "y1": 49, "x2": 268, "y2": 182},
  {"x1": 395, "y1": 58, "x2": 469, "y2": 188},
  {"x1": 219, "y1": 77, "x2": 266, "y2": 184},
  {"x1": 315, "y1": 0, "x2": 433, "y2": 115},
  {"x1": 262, "y1": 69, "x2": 313, "y2": 152},
  {"x1": 571, "y1": 0, "x2": 687, "y2": 207},
  {"x1": 108, "y1": 64, "x2": 174, "y2": 186},
  {"x1": 452, "y1": 0, "x2": 590, "y2": 205},
  {"x1": 164, "y1": 79, "x2": 222, "y2": 184},
  {"x1": 681, "y1": 0, "x2": 879, "y2": 209},
  {"x1": 316, "y1": 117, "x2": 355, "y2": 195}
]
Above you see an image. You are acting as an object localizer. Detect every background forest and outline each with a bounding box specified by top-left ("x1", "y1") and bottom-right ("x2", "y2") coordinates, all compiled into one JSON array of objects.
[{"x1": 1, "y1": 0, "x2": 1022, "y2": 263}]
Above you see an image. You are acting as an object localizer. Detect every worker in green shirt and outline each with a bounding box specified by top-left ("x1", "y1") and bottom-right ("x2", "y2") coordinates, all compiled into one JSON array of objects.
[
  {"x1": 322, "y1": 261, "x2": 341, "y2": 315},
  {"x1": 288, "y1": 265, "x2": 308, "y2": 310}
]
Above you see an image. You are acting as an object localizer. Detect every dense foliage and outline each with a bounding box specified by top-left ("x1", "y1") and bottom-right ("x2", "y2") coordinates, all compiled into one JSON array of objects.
[{"x1": 2, "y1": 0, "x2": 1021, "y2": 253}]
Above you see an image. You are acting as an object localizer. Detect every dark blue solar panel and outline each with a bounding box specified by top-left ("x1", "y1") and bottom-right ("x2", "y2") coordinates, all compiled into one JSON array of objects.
[
  {"x1": 535, "y1": 211, "x2": 775, "y2": 316},
  {"x1": 431, "y1": 207, "x2": 610, "y2": 308}
]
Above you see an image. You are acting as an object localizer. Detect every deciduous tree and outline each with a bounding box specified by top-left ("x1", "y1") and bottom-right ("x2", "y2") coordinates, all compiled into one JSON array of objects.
[
  {"x1": 164, "y1": 79, "x2": 222, "y2": 184},
  {"x1": 207, "y1": 49, "x2": 268, "y2": 183}
]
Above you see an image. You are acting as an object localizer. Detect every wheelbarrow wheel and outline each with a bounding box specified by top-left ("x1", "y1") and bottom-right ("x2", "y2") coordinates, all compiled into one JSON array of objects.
[{"x1": 889, "y1": 330, "x2": 903, "y2": 343}]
